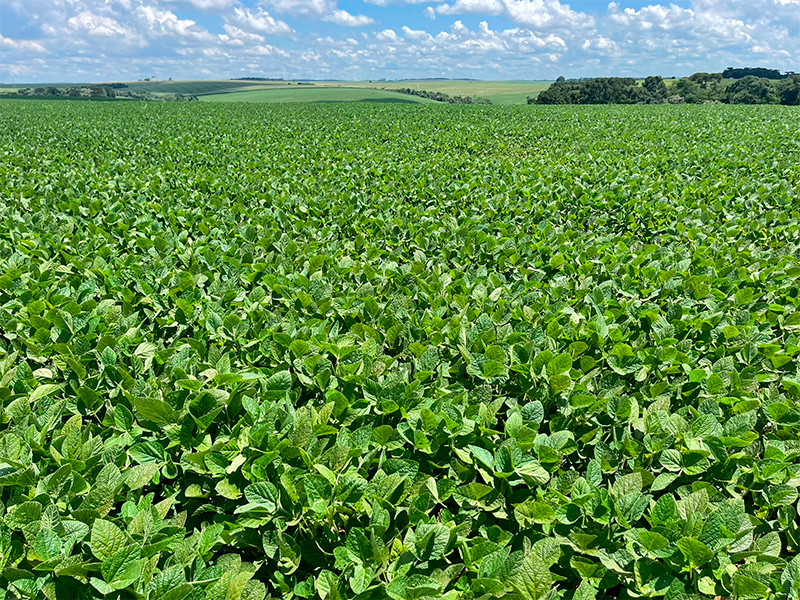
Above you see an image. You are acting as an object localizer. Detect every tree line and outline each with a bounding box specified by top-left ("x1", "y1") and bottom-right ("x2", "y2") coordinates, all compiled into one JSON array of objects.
[
  {"x1": 15, "y1": 86, "x2": 197, "y2": 102},
  {"x1": 531, "y1": 72, "x2": 800, "y2": 106},
  {"x1": 394, "y1": 88, "x2": 492, "y2": 105},
  {"x1": 722, "y1": 67, "x2": 796, "y2": 80}
]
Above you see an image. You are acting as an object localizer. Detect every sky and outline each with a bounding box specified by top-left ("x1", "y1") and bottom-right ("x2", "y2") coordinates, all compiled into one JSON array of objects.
[{"x1": 0, "y1": 0, "x2": 798, "y2": 83}]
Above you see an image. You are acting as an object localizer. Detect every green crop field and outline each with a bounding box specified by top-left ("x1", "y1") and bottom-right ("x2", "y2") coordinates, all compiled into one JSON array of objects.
[
  {"x1": 119, "y1": 80, "x2": 280, "y2": 96},
  {"x1": 0, "y1": 80, "x2": 551, "y2": 105},
  {"x1": 1, "y1": 101, "x2": 799, "y2": 600},
  {"x1": 115, "y1": 80, "x2": 550, "y2": 104},
  {"x1": 350, "y1": 81, "x2": 553, "y2": 105},
  {"x1": 199, "y1": 86, "x2": 434, "y2": 104}
]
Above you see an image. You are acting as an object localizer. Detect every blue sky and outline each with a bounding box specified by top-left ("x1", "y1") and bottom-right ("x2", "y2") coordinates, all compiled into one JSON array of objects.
[{"x1": 0, "y1": 0, "x2": 798, "y2": 83}]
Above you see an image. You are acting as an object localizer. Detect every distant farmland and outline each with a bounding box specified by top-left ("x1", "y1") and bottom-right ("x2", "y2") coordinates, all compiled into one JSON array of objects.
[{"x1": 0, "y1": 79, "x2": 553, "y2": 105}]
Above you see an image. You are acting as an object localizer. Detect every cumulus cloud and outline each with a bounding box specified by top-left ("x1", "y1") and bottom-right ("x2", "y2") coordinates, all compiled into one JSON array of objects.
[
  {"x1": 169, "y1": 0, "x2": 236, "y2": 9},
  {"x1": 376, "y1": 29, "x2": 400, "y2": 41},
  {"x1": 221, "y1": 24, "x2": 266, "y2": 44},
  {"x1": 323, "y1": 10, "x2": 375, "y2": 26},
  {"x1": 402, "y1": 26, "x2": 433, "y2": 41},
  {"x1": 229, "y1": 7, "x2": 293, "y2": 36},
  {"x1": 0, "y1": 34, "x2": 47, "y2": 53},
  {"x1": 437, "y1": 0, "x2": 593, "y2": 29},
  {"x1": 136, "y1": 6, "x2": 217, "y2": 42},
  {"x1": 363, "y1": 0, "x2": 441, "y2": 4},
  {"x1": 68, "y1": 11, "x2": 135, "y2": 39},
  {"x1": 261, "y1": 0, "x2": 374, "y2": 26}
]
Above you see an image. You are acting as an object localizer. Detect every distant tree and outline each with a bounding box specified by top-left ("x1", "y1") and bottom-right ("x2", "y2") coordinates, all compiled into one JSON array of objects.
[
  {"x1": 556, "y1": 75, "x2": 566, "y2": 82},
  {"x1": 675, "y1": 78, "x2": 708, "y2": 103},
  {"x1": 394, "y1": 87, "x2": 491, "y2": 104},
  {"x1": 532, "y1": 70, "x2": 788, "y2": 105},
  {"x1": 778, "y1": 75, "x2": 800, "y2": 105},
  {"x1": 535, "y1": 79, "x2": 583, "y2": 104},
  {"x1": 89, "y1": 86, "x2": 113, "y2": 98},
  {"x1": 688, "y1": 72, "x2": 722, "y2": 88},
  {"x1": 643, "y1": 76, "x2": 667, "y2": 102},
  {"x1": 723, "y1": 67, "x2": 786, "y2": 80},
  {"x1": 581, "y1": 78, "x2": 644, "y2": 104},
  {"x1": 536, "y1": 77, "x2": 645, "y2": 104},
  {"x1": 725, "y1": 76, "x2": 778, "y2": 104},
  {"x1": 673, "y1": 73, "x2": 725, "y2": 103}
]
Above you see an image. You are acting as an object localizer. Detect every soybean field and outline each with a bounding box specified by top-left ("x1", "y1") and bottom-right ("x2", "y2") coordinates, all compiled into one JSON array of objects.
[{"x1": 0, "y1": 101, "x2": 799, "y2": 600}]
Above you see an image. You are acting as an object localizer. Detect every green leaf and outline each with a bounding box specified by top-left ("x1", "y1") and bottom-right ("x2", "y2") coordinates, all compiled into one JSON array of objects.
[
  {"x1": 90, "y1": 519, "x2": 128, "y2": 562},
  {"x1": 515, "y1": 501, "x2": 556, "y2": 527},
  {"x1": 574, "y1": 580, "x2": 597, "y2": 600},
  {"x1": 411, "y1": 524, "x2": 450, "y2": 561},
  {"x1": 242, "y1": 480, "x2": 278, "y2": 510},
  {"x1": 509, "y1": 553, "x2": 553, "y2": 600},
  {"x1": 676, "y1": 537, "x2": 713, "y2": 569},
  {"x1": 125, "y1": 463, "x2": 159, "y2": 490},
  {"x1": 101, "y1": 346, "x2": 118, "y2": 367},
  {"x1": 660, "y1": 449, "x2": 683, "y2": 472},
  {"x1": 134, "y1": 397, "x2": 178, "y2": 425},
  {"x1": 547, "y1": 353, "x2": 572, "y2": 376},
  {"x1": 469, "y1": 445, "x2": 495, "y2": 470},
  {"x1": 733, "y1": 573, "x2": 769, "y2": 598},
  {"x1": 266, "y1": 371, "x2": 292, "y2": 391},
  {"x1": 29, "y1": 383, "x2": 62, "y2": 403},
  {"x1": 101, "y1": 545, "x2": 142, "y2": 590},
  {"x1": 34, "y1": 529, "x2": 62, "y2": 561}
]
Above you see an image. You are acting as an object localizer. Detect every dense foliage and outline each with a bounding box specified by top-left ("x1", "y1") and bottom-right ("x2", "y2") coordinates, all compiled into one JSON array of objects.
[
  {"x1": 14, "y1": 87, "x2": 197, "y2": 102},
  {"x1": 1, "y1": 102, "x2": 800, "y2": 600},
  {"x1": 532, "y1": 74, "x2": 800, "y2": 105},
  {"x1": 722, "y1": 68, "x2": 795, "y2": 81},
  {"x1": 533, "y1": 77, "x2": 667, "y2": 105},
  {"x1": 394, "y1": 88, "x2": 492, "y2": 104}
]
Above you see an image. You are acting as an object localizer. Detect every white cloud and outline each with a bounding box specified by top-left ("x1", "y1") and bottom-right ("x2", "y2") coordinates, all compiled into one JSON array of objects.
[
  {"x1": 68, "y1": 11, "x2": 135, "y2": 39},
  {"x1": 363, "y1": 0, "x2": 440, "y2": 4},
  {"x1": 402, "y1": 26, "x2": 433, "y2": 41},
  {"x1": 376, "y1": 29, "x2": 400, "y2": 41},
  {"x1": 262, "y1": 0, "x2": 374, "y2": 26},
  {"x1": 1, "y1": 0, "x2": 798, "y2": 83},
  {"x1": 437, "y1": 0, "x2": 593, "y2": 29},
  {"x1": 604, "y1": 1, "x2": 758, "y2": 61},
  {"x1": 323, "y1": 10, "x2": 375, "y2": 26},
  {"x1": 136, "y1": 6, "x2": 217, "y2": 42},
  {"x1": 221, "y1": 24, "x2": 266, "y2": 44},
  {"x1": 263, "y1": 0, "x2": 332, "y2": 17},
  {"x1": 229, "y1": 7, "x2": 294, "y2": 36},
  {"x1": 581, "y1": 35, "x2": 617, "y2": 55},
  {"x1": 0, "y1": 34, "x2": 46, "y2": 53},
  {"x1": 248, "y1": 44, "x2": 290, "y2": 57},
  {"x1": 169, "y1": 0, "x2": 235, "y2": 9},
  {"x1": 437, "y1": 0, "x2": 504, "y2": 17}
]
